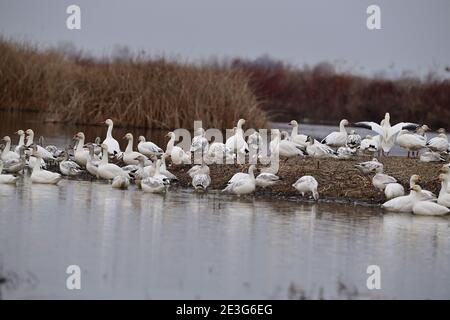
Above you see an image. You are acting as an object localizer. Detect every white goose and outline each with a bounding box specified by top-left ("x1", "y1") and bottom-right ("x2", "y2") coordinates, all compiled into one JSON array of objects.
[
  {"x1": 384, "y1": 183, "x2": 405, "y2": 200},
  {"x1": 321, "y1": 119, "x2": 349, "y2": 148},
  {"x1": 30, "y1": 150, "x2": 61, "y2": 184},
  {"x1": 437, "y1": 174, "x2": 450, "y2": 208},
  {"x1": 25, "y1": 129, "x2": 55, "y2": 161},
  {"x1": 141, "y1": 160, "x2": 169, "y2": 193},
  {"x1": 412, "y1": 185, "x2": 450, "y2": 216},
  {"x1": 304, "y1": 136, "x2": 336, "y2": 158},
  {"x1": 190, "y1": 128, "x2": 209, "y2": 154},
  {"x1": 269, "y1": 129, "x2": 305, "y2": 158},
  {"x1": 372, "y1": 166, "x2": 397, "y2": 191},
  {"x1": 396, "y1": 129, "x2": 427, "y2": 158},
  {"x1": 97, "y1": 144, "x2": 128, "y2": 180},
  {"x1": 102, "y1": 119, "x2": 122, "y2": 155},
  {"x1": 160, "y1": 153, "x2": 177, "y2": 180},
  {"x1": 191, "y1": 163, "x2": 211, "y2": 191},
  {"x1": 292, "y1": 176, "x2": 319, "y2": 200},
  {"x1": 73, "y1": 132, "x2": 90, "y2": 167},
  {"x1": 222, "y1": 165, "x2": 256, "y2": 195},
  {"x1": 166, "y1": 132, "x2": 191, "y2": 165},
  {"x1": 289, "y1": 120, "x2": 308, "y2": 147},
  {"x1": 206, "y1": 141, "x2": 234, "y2": 164},
  {"x1": 355, "y1": 158, "x2": 383, "y2": 175},
  {"x1": 0, "y1": 160, "x2": 19, "y2": 184},
  {"x1": 111, "y1": 175, "x2": 130, "y2": 189},
  {"x1": 1, "y1": 136, "x2": 20, "y2": 162},
  {"x1": 14, "y1": 130, "x2": 26, "y2": 154},
  {"x1": 426, "y1": 128, "x2": 449, "y2": 153},
  {"x1": 137, "y1": 135, "x2": 163, "y2": 157},
  {"x1": 225, "y1": 119, "x2": 249, "y2": 156},
  {"x1": 123, "y1": 133, "x2": 150, "y2": 166},
  {"x1": 255, "y1": 172, "x2": 280, "y2": 188},
  {"x1": 355, "y1": 113, "x2": 419, "y2": 155},
  {"x1": 85, "y1": 144, "x2": 101, "y2": 177},
  {"x1": 346, "y1": 130, "x2": 362, "y2": 148},
  {"x1": 441, "y1": 165, "x2": 450, "y2": 192},
  {"x1": 420, "y1": 151, "x2": 445, "y2": 163}
]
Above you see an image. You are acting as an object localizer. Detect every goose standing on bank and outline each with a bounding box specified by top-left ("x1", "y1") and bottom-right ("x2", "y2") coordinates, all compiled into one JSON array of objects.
[
  {"x1": 372, "y1": 166, "x2": 397, "y2": 191},
  {"x1": 396, "y1": 128, "x2": 427, "y2": 158},
  {"x1": 222, "y1": 165, "x2": 256, "y2": 195},
  {"x1": 191, "y1": 163, "x2": 211, "y2": 191},
  {"x1": 123, "y1": 133, "x2": 149, "y2": 166},
  {"x1": 225, "y1": 119, "x2": 249, "y2": 157},
  {"x1": 293, "y1": 176, "x2": 319, "y2": 200},
  {"x1": 289, "y1": 120, "x2": 308, "y2": 147},
  {"x1": 355, "y1": 112, "x2": 419, "y2": 155},
  {"x1": 321, "y1": 119, "x2": 349, "y2": 148},
  {"x1": 354, "y1": 158, "x2": 383, "y2": 175},
  {"x1": 137, "y1": 135, "x2": 163, "y2": 158},
  {"x1": 426, "y1": 128, "x2": 449, "y2": 153},
  {"x1": 102, "y1": 119, "x2": 121, "y2": 156},
  {"x1": 166, "y1": 132, "x2": 191, "y2": 165},
  {"x1": 0, "y1": 160, "x2": 19, "y2": 184},
  {"x1": 304, "y1": 136, "x2": 336, "y2": 168},
  {"x1": 269, "y1": 129, "x2": 305, "y2": 158}
]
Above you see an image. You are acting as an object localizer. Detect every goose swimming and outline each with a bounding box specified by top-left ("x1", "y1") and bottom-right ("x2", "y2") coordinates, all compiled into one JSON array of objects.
[
  {"x1": 141, "y1": 160, "x2": 169, "y2": 193},
  {"x1": 84, "y1": 143, "x2": 101, "y2": 177},
  {"x1": 2, "y1": 146, "x2": 26, "y2": 174},
  {"x1": 166, "y1": 132, "x2": 191, "y2": 165},
  {"x1": 25, "y1": 129, "x2": 55, "y2": 161},
  {"x1": 102, "y1": 119, "x2": 122, "y2": 156},
  {"x1": 355, "y1": 113, "x2": 419, "y2": 155},
  {"x1": 292, "y1": 176, "x2": 319, "y2": 200},
  {"x1": 29, "y1": 147, "x2": 61, "y2": 184},
  {"x1": 222, "y1": 165, "x2": 256, "y2": 195},
  {"x1": 73, "y1": 132, "x2": 90, "y2": 167},
  {"x1": 97, "y1": 144, "x2": 129, "y2": 180},
  {"x1": 1, "y1": 136, "x2": 20, "y2": 162},
  {"x1": 137, "y1": 135, "x2": 163, "y2": 158},
  {"x1": 321, "y1": 119, "x2": 349, "y2": 148},
  {"x1": 111, "y1": 175, "x2": 130, "y2": 189},
  {"x1": 382, "y1": 178, "x2": 435, "y2": 212},
  {"x1": 0, "y1": 160, "x2": 19, "y2": 184}
]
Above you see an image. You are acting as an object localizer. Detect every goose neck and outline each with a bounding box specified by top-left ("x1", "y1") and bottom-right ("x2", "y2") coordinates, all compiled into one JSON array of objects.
[{"x1": 125, "y1": 138, "x2": 133, "y2": 153}]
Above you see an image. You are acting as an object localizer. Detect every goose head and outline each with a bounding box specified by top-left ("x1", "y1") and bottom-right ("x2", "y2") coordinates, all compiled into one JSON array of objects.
[
  {"x1": 123, "y1": 133, "x2": 133, "y2": 141},
  {"x1": 2, "y1": 136, "x2": 11, "y2": 143},
  {"x1": 104, "y1": 119, "x2": 114, "y2": 126},
  {"x1": 237, "y1": 119, "x2": 246, "y2": 127},
  {"x1": 306, "y1": 135, "x2": 314, "y2": 145},
  {"x1": 100, "y1": 143, "x2": 109, "y2": 152},
  {"x1": 138, "y1": 136, "x2": 146, "y2": 143},
  {"x1": 166, "y1": 132, "x2": 176, "y2": 139},
  {"x1": 437, "y1": 128, "x2": 446, "y2": 134},
  {"x1": 438, "y1": 173, "x2": 448, "y2": 183},
  {"x1": 340, "y1": 119, "x2": 349, "y2": 126},
  {"x1": 16, "y1": 130, "x2": 25, "y2": 136},
  {"x1": 289, "y1": 120, "x2": 298, "y2": 126},
  {"x1": 410, "y1": 174, "x2": 420, "y2": 186},
  {"x1": 25, "y1": 129, "x2": 34, "y2": 137},
  {"x1": 384, "y1": 113, "x2": 390, "y2": 123},
  {"x1": 410, "y1": 184, "x2": 422, "y2": 193},
  {"x1": 73, "y1": 132, "x2": 85, "y2": 140}
]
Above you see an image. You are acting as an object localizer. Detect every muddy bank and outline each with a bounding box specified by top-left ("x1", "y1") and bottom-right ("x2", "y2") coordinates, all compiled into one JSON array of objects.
[{"x1": 166, "y1": 156, "x2": 444, "y2": 205}]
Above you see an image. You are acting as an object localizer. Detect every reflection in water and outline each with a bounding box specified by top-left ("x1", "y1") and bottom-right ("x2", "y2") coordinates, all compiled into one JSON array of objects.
[{"x1": 0, "y1": 177, "x2": 450, "y2": 299}]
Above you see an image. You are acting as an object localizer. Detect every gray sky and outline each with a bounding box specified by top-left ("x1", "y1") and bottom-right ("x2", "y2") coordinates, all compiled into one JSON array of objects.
[{"x1": 1, "y1": 0, "x2": 449, "y2": 78}]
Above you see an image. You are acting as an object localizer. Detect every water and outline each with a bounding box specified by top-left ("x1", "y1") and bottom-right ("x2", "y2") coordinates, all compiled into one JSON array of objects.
[{"x1": 1, "y1": 112, "x2": 450, "y2": 299}]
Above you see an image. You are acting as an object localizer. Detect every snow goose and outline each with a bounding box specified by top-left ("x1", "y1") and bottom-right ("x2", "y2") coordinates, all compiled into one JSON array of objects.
[
  {"x1": 384, "y1": 183, "x2": 405, "y2": 199},
  {"x1": 270, "y1": 129, "x2": 305, "y2": 158},
  {"x1": 304, "y1": 136, "x2": 336, "y2": 168},
  {"x1": 1, "y1": 136, "x2": 19, "y2": 162},
  {"x1": 191, "y1": 163, "x2": 211, "y2": 191},
  {"x1": 289, "y1": 120, "x2": 308, "y2": 147},
  {"x1": 372, "y1": 166, "x2": 397, "y2": 191},
  {"x1": 29, "y1": 148, "x2": 61, "y2": 184},
  {"x1": 360, "y1": 135, "x2": 380, "y2": 154},
  {"x1": 207, "y1": 141, "x2": 234, "y2": 164},
  {"x1": 247, "y1": 131, "x2": 262, "y2": 163},
  {"x1": 222, "y1": 165, "x2": 256, "y2": 195},
  {"x1": 225, "y1": 119, "x2": 249, "y2": 157},
  {"x1": 426, "y1": 128, "x2": 449, "y2": 153},
  {"x1": 111, "y1": 175, "x2": 130, "y2": 189},
  {"x1": 24, "y1": 130, "x2": 55, "y2": 161},
  {"x1": 337, "y1": 146, "x2": 357, "y2": 160},
  {"x1": 73, "y1": 132, "x2": 90, "y2": 167},
  {"x1": 84, "y1": 143, "x2": 101, "y2": 177},
  {"x1": 102, "y1": 119, "x2": 121, "y2": 156},
  {"x1": 354, "y1": 158, "x2": 383, "y2": 175},
  {"x1": 346, "y1": 130, "x2": 362, "y2": 148},
  {"x1": 137, "y1": 135, "x2": 163, "y2": 158},
  {"x1": 123, "y1": 133, "x2": 150, "y2": 165},
  {"x1": 141, "y1": 160, "x2": 169, "y2": 193},
  {"x1": 14, "y1": 130, "x2": 26, "y2": 154},
  {"x1": 190, "y1": 128, "x2": 209, "y2": 154},
  {"x1": 355, "y1": 112, "x2": 419, "y2": 155},
  {"x1": 2, "y1": 146, "x2": 26, "y2": 174},
  {"x1": 160, "y1": 153, "x2": 177, "y2": 180},
  {"x1": 409, "y1": 174, "x2": 436, "y2": 199},
  {"x1": 437, "y1": 174, "x2": 450, "y2": 208},
  {"x1": 58, "y1": 151, "x2": 82, "y2": 176},
  {"x1": 256, "y1": 172, "x2": 280, "y2": 188},
  {"x1": 396, "y1": 128, "x2": 427, "y2": 158},
  {"x1": 420, "y1": 151, "x2": 445, "y2": 163},
  {"x1": 97, "y1": 144, "x2": 129, "y2": 180},
  {"x1": 382, "y1": 179, "x2": 435, "y2": 212},
  {"x1": 321, "y1": 119, "x2": 349, "y2": 148},
  {"x1": 292, "y1": 176, "x2": 319, "y2": 200},
  {"x1": 440, "y1": 165, "x2": 450, "y2": 192},
  {"x1": 0, "y1": 160, "x2": 19, "y2": 184},
  {"x1": 412, "y1": 185, "x2": 450, "y2": 216},
  {"x1": 166, "y1": 132, "x2": 191, "y2": 165}
]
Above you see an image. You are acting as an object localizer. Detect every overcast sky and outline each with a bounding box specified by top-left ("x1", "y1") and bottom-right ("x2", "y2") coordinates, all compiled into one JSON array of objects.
[{"x1": 1, "y1": 0, "x2": 449, "y2": 78}]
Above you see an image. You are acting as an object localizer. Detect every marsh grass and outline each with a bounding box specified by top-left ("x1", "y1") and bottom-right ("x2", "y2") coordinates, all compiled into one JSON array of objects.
[{"x1": 0, "y1": 40, "x2": 267, "y2": 129}]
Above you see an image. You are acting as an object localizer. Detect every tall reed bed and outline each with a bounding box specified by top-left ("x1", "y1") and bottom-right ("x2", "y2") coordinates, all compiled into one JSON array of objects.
[{"x1": 0, "y1": 40, "x2": 267, "y2": 129}]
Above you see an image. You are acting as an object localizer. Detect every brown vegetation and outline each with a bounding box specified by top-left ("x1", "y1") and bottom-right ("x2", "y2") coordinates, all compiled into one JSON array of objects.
[{"x1": 0, "y1": 39, "x2": 267, "y2": 129}]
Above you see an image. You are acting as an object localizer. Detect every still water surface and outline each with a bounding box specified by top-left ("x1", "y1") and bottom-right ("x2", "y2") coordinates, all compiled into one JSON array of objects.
[{"x1": 1, "y1": 112, "x2": 450, "y2": 299}]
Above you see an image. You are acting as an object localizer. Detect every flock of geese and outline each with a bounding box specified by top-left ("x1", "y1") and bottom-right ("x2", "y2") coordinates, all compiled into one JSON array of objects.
[{"x1": 1, "y1": 112, "x2": 450, "y2": 216}]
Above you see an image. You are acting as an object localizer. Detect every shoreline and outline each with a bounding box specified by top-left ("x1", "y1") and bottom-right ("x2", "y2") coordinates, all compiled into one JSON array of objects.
[{"x1": 52, "y1": 156, "x2": 444, "y2": 207}]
